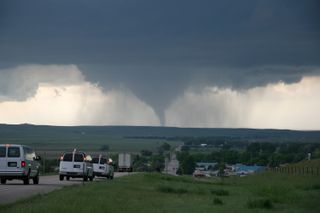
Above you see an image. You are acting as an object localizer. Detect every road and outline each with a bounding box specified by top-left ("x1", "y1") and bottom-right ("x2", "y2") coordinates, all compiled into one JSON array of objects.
[{"x1": 0, "y1": 172, "x2": 130, "y2": 205}]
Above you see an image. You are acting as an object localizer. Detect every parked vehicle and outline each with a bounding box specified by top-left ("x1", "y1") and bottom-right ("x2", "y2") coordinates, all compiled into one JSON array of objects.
[
  {"x1": 193, "y1": 169, "x2": 206, "y2": 177},
  {"x1": 118, "y1": 153, "x2": 133, "y2": 172},
  {"x1": 92, "y1": 155, "x2": 114, "y2": 179},
  {"x1": 0, "y1": 144, "x2": 41, "y2": 185},
  {"x1": 59, "y1": 150, "x2": 94, "y2": 181}
]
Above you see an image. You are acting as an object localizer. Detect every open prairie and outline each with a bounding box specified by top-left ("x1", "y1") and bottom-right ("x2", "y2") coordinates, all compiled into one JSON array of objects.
[{"x1": 0, "y1": 172, "x2": 319, "y2": 213}]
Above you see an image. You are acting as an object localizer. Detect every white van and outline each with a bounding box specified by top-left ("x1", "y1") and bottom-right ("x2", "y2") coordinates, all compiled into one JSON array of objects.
[
  {"x1": 92, "y1": 155, "x2": 114, "y2": 179},
  {"x1": 59, "y1": 151, "x2": 94, "y2": 181},
  {"x1": 0, "y1": 144, "x2": 41, "y2": 185}
]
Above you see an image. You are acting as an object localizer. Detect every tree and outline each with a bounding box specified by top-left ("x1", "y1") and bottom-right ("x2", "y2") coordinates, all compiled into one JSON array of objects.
[
  {"x1": 222, "y1": 150, "x2": 240, "y2": 164},
  {"x1": 247, "y1": 143, "x2": 260, "y2": 156},
  {"x1": 161, "y1": 142, "x2": 171, "y2": 151},
  {"x1": 180, "y1": 155, "x2": 196, "y2": 175},
  {"x1": 314, "y1": 148, "x2": 320, "y2": 159},
  {"x1": 181, "y1": 145, "x2": 190, "y2": 152},
  {"x1": 260, "y1": 143, "x2": 276, "y2": 154},
  {"x1": 150, "y1": 155, "x2": 165, "y2": 172},
  {"x1": 140, "y1": 150, "x2": 153, "y2": 156},
  {"x1": 268, "y1": 154, "x2": 280, "y2": 167},
  {"x1": 218, "y1": 162, "x2": 226, "y2": 177}
]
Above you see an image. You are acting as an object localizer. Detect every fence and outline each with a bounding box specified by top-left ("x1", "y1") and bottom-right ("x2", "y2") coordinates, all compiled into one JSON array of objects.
[{"x1": 269, "y1": 166, "x2": 320, "y2": 175}]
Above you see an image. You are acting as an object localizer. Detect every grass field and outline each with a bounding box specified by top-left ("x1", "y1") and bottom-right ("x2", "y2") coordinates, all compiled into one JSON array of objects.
[
  {"x1": 1, "y1": 172, "x2": 319, "y2": 213},
  {"x1": 0, "y1": 125, "x2": 183, "y2": 158},
  {"x1": 291, "y1": 159, "x2": 320, "y2": 168},
  {"x1": 2, "y1": 133, "x2": 181, "y2": 153}
]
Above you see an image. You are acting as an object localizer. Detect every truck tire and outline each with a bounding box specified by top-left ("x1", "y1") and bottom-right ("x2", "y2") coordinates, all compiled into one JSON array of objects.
[
  {"x1": 59, "y1": 175, "x2": 64, "y2": 181},
  {"x1": 1, "y1": 178, "x2": 6, "y2": 184}
]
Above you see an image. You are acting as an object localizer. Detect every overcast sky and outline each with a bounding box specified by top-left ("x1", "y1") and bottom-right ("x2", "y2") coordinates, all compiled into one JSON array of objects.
[{"x1": 0, "y1": 0, "x2": 320, "y2": 129}]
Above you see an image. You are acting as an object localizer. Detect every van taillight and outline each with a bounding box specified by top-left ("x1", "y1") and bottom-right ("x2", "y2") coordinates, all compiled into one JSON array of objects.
[{"x1": 21, "y1": 161, "x2": 26, "y2": 167}]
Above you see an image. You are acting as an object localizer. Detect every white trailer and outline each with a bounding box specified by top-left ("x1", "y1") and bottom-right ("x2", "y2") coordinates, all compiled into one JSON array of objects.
[{"x1": 118, "y1": 153, "x2": 133, "y2": 172}]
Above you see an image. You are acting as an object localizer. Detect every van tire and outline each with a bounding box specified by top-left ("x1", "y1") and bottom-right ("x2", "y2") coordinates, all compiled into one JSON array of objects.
[
  {"x1": 23, "y1": 176, "x2": 30, "y2": 185},
  {"x1": 33, "y1": 175, "x2": 39, "y2": 184},
  {"x1": 1, "y1": 178, "x2": 6, "y2": 184},
  {"x1": 23, "y1": 171, "x2": 30, "y2": 185},
  {"x1": 59, "y1": 175, "x2": 64, "y2": 181}
]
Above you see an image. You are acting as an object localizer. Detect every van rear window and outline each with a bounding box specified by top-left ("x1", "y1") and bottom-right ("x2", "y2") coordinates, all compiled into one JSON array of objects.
[
  {"x1": 92, "y1": 158, "x2": 99, "y2": 164},
  {"x1": 100, "y1": 158, "x2": 107, "y2": 164},
  {"x1": 74, "y1": 154, "x2": 84, "y2": 162},
  {"x1": 8, "y1": 147, "x2": 20, "y2": 158},
  {"x1": 63, "y1": 153, "x2": 73, "y2": 162},
  {"x1": 0, "y1": 147, "x2": 6, "y2": 157}
]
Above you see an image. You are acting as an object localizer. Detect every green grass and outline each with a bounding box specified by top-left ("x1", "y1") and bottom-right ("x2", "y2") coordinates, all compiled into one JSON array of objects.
[
  {"x1": 157, "y1": 186, "x2": 188, "y2": 194},
  {"x1": 0, "y1": 172, "x2": 320, "y2": 213},
  {"x1": 0, "y1": 125, "x2": 183, "y2": 157},
  {"x1": 213, "y1": 197, "x2": 224, "y2": 205},
  {"x1": 247, "y1": 198, "x2": 273, "y2": 209},
  {"x1": 22, "y1": 137, "x2": 181, "y2": 153},
  {"x1": 210, "y1": 188, "x2": 230, "y2": 196}
]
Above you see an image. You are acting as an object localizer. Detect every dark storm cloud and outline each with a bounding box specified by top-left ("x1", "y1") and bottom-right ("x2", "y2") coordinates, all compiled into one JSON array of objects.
[
  {"x1": 1, "y1": 0, "x2": 319, "y2": 65},
  {"x1": 0, "y1": 0, "x2": 320, "y2": 121}
]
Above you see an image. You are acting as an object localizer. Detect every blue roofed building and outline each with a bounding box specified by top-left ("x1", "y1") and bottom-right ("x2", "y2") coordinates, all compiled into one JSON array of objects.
[{"x1": 234, "y1": 164, "x2": 266, "y2": 176}]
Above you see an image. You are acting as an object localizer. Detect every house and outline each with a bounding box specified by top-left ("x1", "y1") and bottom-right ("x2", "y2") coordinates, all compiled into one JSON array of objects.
[{"x1": 195, "y1": 162, "x2": 218, "y2": 171}]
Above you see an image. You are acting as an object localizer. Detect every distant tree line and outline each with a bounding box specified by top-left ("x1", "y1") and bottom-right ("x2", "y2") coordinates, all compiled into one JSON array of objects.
[{"x1": 176, "y1": 142, "x2": 320, "y2": 175}]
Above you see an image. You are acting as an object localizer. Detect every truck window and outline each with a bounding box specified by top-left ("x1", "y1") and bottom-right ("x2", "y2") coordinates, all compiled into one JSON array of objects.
[
  {"x1": 8, "y1": 147, "x2": 20, "y2": 158},
  {"x1": 74, "y1": 154, "x2": 84, "y2": 162},
  {"x1": 0, "y1": 147, "x2": 6, "y2": 157},
  {"x1": 63, "y1": 153, "x2": 73, "y2": 162},
  {"x1": 92, "y1": 158, "x2": 99, "y2": 164},
  {"x1": 100, "y1": 158, "x2": 107, "y2": 164}
]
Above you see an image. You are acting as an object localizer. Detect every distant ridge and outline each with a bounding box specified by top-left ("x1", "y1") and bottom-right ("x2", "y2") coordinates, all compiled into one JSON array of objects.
[{"x1": 1, "y1": 124, "x2": 320, "y2": 142}]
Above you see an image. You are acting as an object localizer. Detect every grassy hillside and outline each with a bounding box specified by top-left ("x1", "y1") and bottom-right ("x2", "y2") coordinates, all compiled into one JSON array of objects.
[
  {"x1": 1, "y1": 124, "x2": 320, "y2": 141},
  {"x1": 1, "y1": 124, "x2": 320, "y2": 159},
  {"x1": 0, "y1": 124, "x2": 182, "y2": 157},
  {"x1": 288, "y1": 159, "x2": 320, "y2": 168},
  {"x1": 1, "y1": 172, "x2": 319, "y2": 213}
]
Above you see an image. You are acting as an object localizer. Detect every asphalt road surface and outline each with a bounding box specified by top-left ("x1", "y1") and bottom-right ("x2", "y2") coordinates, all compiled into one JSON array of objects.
[{"x1": 0, "y1": 172, "x2": 130, "y2": 205}]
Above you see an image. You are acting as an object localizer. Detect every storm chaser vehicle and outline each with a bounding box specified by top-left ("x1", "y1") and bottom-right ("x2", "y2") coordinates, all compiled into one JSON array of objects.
[
  {"x1": 0, "y1": 144, "x2": 41, "y2": 185},
  {"x1": 59, "y1": 151, "x2": 94, "y2": 181},
  {"x1": 92, "y1": 155, "x2": 114, "y2": 179}
]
